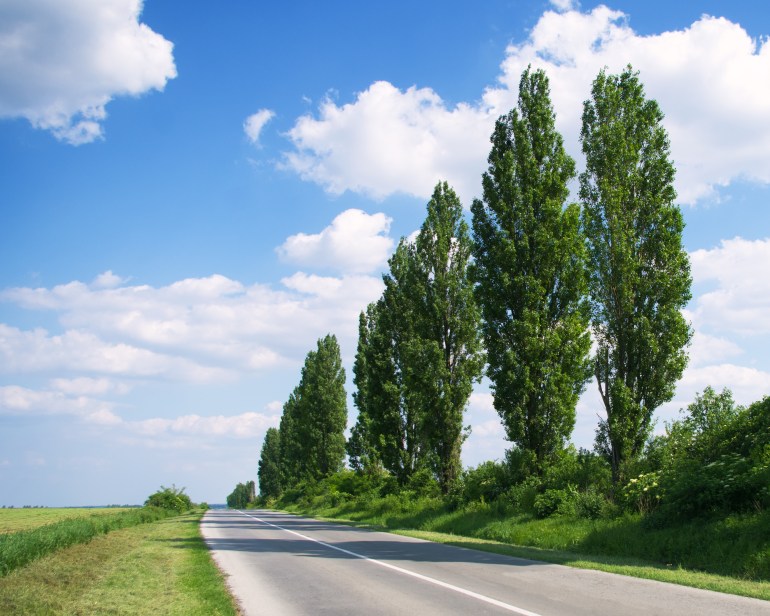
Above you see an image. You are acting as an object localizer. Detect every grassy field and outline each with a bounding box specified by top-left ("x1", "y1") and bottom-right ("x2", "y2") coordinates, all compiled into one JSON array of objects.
[
  {"x1": 0, "y1": 508, "x2": 132, "y2": 534},
  {"x1": 0, "y1": 511, "x2": 239, "y2": 615}
]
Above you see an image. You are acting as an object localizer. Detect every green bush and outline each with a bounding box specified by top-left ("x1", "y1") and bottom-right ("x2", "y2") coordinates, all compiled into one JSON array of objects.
[
  {"x1": 145, "y1": 485, "x2": 193, "y2": 513},
  {"x1": 618, "y1": 471, "x2": 663, "y2": 515},
  {"x1": 533, "y1": 487, "x2": 579, "y2": 518},
  {"x1": 461, "y1": 461, "x2": 510, "y2": 504},
  {"x1": 654, "y1": 453, "x2": 769, "y2": 524},
  {"x1": 501, "y1": 475, "x2": 541, "y2": 513}
]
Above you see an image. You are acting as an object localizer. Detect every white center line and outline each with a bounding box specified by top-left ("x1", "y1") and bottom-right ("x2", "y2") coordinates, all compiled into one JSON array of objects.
[{"x1": 237, "y1": 510, "x2": 543, "y2": 616}]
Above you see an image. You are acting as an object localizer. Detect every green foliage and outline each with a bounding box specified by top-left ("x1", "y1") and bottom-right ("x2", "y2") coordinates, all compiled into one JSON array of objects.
[
  {"x1": 471, "y1": 67, "x2": 591, "y2": 472},
  {"x1": 618, "y1": 471, "x2": 663, "y2": 515},
  {"x1": 145, "y1": 485, "x2": 193, "y2": 513},
  {"x1": 580, "y1": 66, "x2": 692, "y2": 482},
  {"x1": 350, "y1": 182, "x2": 483, "y2": 491},
  {"x1": 226, "y1": 481, "x2": 255, "y2": 509},
  {"x1": 460, "y1": 461, "x2": 511, "y2": 504},
  {"x1": 278, "y1": 335, "x2": 348, "y2": 486},
  {"x1": 0, "y1": 507, "x2": 174, "y2": 576},
  {"x1": 258, "y1": 428, "x2": 282, "y2": 499},
  {"x1": 619, "y1": 390, "x2": 770, "y2": 524}
]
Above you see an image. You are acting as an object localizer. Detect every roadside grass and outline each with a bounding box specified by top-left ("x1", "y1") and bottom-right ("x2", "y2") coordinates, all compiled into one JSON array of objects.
[
  {"x1": 280, "y1": 495, "x2": 770, "y2": 601},
  {"x1": 0, "y1": 507, "x2": 176, "y2": 576},
  {"x1": 0, "y1": 507, "x2": 132, "y2": 534},
  {"x1": 0, "y1": 511, "x2": 239, "y2": 615}
]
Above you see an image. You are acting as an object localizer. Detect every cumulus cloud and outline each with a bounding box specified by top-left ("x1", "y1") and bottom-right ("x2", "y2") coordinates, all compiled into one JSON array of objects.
[
  {"x1": 690, "y1": 237, "x2": 770, "y2": 335},
  {"x1": 277, "y1": 209, "x2": 394, "y2": 273},
  {"x1": 550, "y1": 0, "x2": 578, "y2": 11},
  {"x1": 244, "y1": 108, "x2": 275, "y2": 144},
  {"x1": 0, "y1": 0, "x2": 176, "y2": 144},
  {"x1": 282, "y1": 6, "x2": 770, "y2": 205},
  {"x1": 0, "y1": 324, "x2": 230, "y2": 382},
  {"x1": 0, "y1": 381, "x2": 281, "y2": 441},
  {"x1": 0, "y1": 267, "x2": 383, "y2": 381},
  {"x1": 0, "y1": 384, "x2": 121, "y2": 425},
  {"x1": 131, "y1": 410, "x2": 279, "y2": 439},
  {"x1": 283, "y1": 81, "x2": 492, "y2": 203}
]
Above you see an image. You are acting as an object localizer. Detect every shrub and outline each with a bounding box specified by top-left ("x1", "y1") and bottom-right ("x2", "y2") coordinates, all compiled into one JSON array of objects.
[
  {"x1": 533, "y1": 487, "x2": 579, "y2": 518},
  {"x1": 461, "y1": 461, "x2": 510, "y2": 504},
  {"x1": 501, "y1": 475, "x2": 541, "y2": 513},
  {"x1": 145, "y1": 485, "x2": 193, "y2": 513},
  {"x1": 618, "y1": 471, "x2": 663, "y2": 515}
]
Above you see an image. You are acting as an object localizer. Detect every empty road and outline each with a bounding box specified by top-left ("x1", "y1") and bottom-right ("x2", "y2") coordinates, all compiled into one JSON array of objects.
[{"x1": 201, "y1": 509, "x2": 769, "y2": 615}]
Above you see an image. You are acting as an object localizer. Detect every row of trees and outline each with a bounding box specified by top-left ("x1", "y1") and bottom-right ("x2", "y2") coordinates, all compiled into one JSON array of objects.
[
  {"x1": 258, "y1": 335, "x2": 347, "y2": 499},
  {"x1": 226, "y1": 480, "x2": 256, "y2": 509},
  {"x1": 257, "y1": 63, "x2": 692, "y2": 499}
]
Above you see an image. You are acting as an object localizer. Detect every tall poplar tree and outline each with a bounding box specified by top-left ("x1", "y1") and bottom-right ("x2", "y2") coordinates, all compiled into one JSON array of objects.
[
  {"x1": 350, "y1": 182, "x2": 482, "y2": 491},
  {"x1": 258, "y1": 427, "x2": 282, "y2": 499},
  {"x1": 579, "y1": 66, "x2": 692, "y2": 483},
  {"x1": 471, "y1": 67, "x2": 591, "y2": 472},
  {"x1": 351, "y1": 246, "x2": 430, "y2": 485},
  {"x1": 412, "y1": 182, "x2": 484, "y2": 491},
  {"x1": 278, "y1": 335, "x2": 348, "y2": 484},
  {"x1": 302, "y1": 334, "x2": 348, "y2": 477}
]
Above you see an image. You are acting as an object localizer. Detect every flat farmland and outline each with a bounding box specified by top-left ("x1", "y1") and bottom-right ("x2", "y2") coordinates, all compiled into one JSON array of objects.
[{"x1": 0, "y1": 508, "x2": 133, "y2": 534}]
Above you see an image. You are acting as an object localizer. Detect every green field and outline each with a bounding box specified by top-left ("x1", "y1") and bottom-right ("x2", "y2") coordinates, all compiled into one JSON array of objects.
[
  {"x1": 0, "y1": 510, "x2": 238, "y2": 615},
  {"x1": 0, "y1": 508, "x2": 132, "y2": 534}
]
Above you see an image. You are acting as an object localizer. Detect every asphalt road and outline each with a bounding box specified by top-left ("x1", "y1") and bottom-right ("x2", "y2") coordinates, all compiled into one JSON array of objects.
[{"x1": 201, "y1": 509, "x2": 769, "y2": 615}]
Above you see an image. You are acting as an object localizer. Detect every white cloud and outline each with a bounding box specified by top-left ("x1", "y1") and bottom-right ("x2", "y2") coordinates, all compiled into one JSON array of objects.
[
  {"x1": 0, "y1": 384, "x2": 121, "y2": 426},
  {"x1": 690, "y1": 237, "x2": 770, "y2": 335},
  {"x1": 91, "y1": 271, "x2": 128, "y2": 290},
  {"x1": 687, "y1": 332, "x2": 743, "y2": 368},
  {"x1": 0, "y1": 265, "x2": 383, "y2": 382},
  {"x1": 277, "y1": 209, "x2": 394, "y2": 273},
  {"x1": 130, "y1": 410, "x2": 279, "y2": 439},
  {"x1": 0, "y1": 381, "x2": 280, "y2": 440},
  {"x1": 50, "y1": 376, "x2": 130, "y2": 396},
  {"x1": 0, "y1": 0, "x2": 176, "y2": 144},
  {"x1": 463, "y1": 391, "x2": 508, "y2": 466},
  {"x1": 283, "y1": 81, "x2": 493, "y2": 203},
  {"x1": 550, "y1": 0, "x2": 578, "y2": 11},
  {"x1": 244, "y1": 109, "x2": 275, "y2": 144},
  {"x1": 282, "y1": 7, "x2": 770, "y2": 205},
  {"x1": 0, "y1": 324, "x2": 229, "y2": 382}
]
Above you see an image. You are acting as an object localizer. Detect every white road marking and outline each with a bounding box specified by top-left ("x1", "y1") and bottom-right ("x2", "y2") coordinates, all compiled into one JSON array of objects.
[{"x1": 237, "y1": 510, "x2": 543, "y2": 616}]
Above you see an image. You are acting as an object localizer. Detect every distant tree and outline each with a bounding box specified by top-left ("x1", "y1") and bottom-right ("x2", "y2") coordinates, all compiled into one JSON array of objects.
[
  {"x1": 258, "y1": 427, "x2": 283, "y2": 499},
  {"x1": 226, "y1": 481, "x2": 256, "y2": 509},
  {"x1": 471, "y1": 67, "x2": 591, "y2": 473},
  {"x1": 279, "y1": 335, "x2": 347, "y2": 484},
  {"x1": 146, "y1": 484, "x2": 193, "y2": 512},
  {"x1": 346, "y1": 310, "x2": 381, "y2": 474},
  {"x1": 580, "y1": 66, "x2": 692, "y2": 483},
  {"x1": 278, "y1": 390, "x2": 303, "y2": 485}
]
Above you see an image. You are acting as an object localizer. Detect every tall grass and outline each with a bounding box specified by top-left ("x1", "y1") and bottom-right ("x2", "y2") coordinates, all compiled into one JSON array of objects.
[{"x1": 0, "y1": 506, "x2": 176, "y2": 576}]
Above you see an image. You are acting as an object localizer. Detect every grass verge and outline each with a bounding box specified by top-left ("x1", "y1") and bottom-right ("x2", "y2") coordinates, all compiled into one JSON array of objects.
[
  {"x1": 0, "y1": 511, "x2": 238, "y2": 615},
  {"x1": 0, "y1": 507, "x2": 176, "y2": 576}
]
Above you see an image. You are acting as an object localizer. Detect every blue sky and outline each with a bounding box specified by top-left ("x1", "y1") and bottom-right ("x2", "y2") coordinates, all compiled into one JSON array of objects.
[{"x1": 1, "y1": 0, "x2": 769, "y2": 506}]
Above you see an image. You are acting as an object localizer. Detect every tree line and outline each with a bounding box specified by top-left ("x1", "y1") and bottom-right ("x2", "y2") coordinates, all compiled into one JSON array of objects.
[{"x1": 254, "y1": 64, "x2": 693, "y2": 503}]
